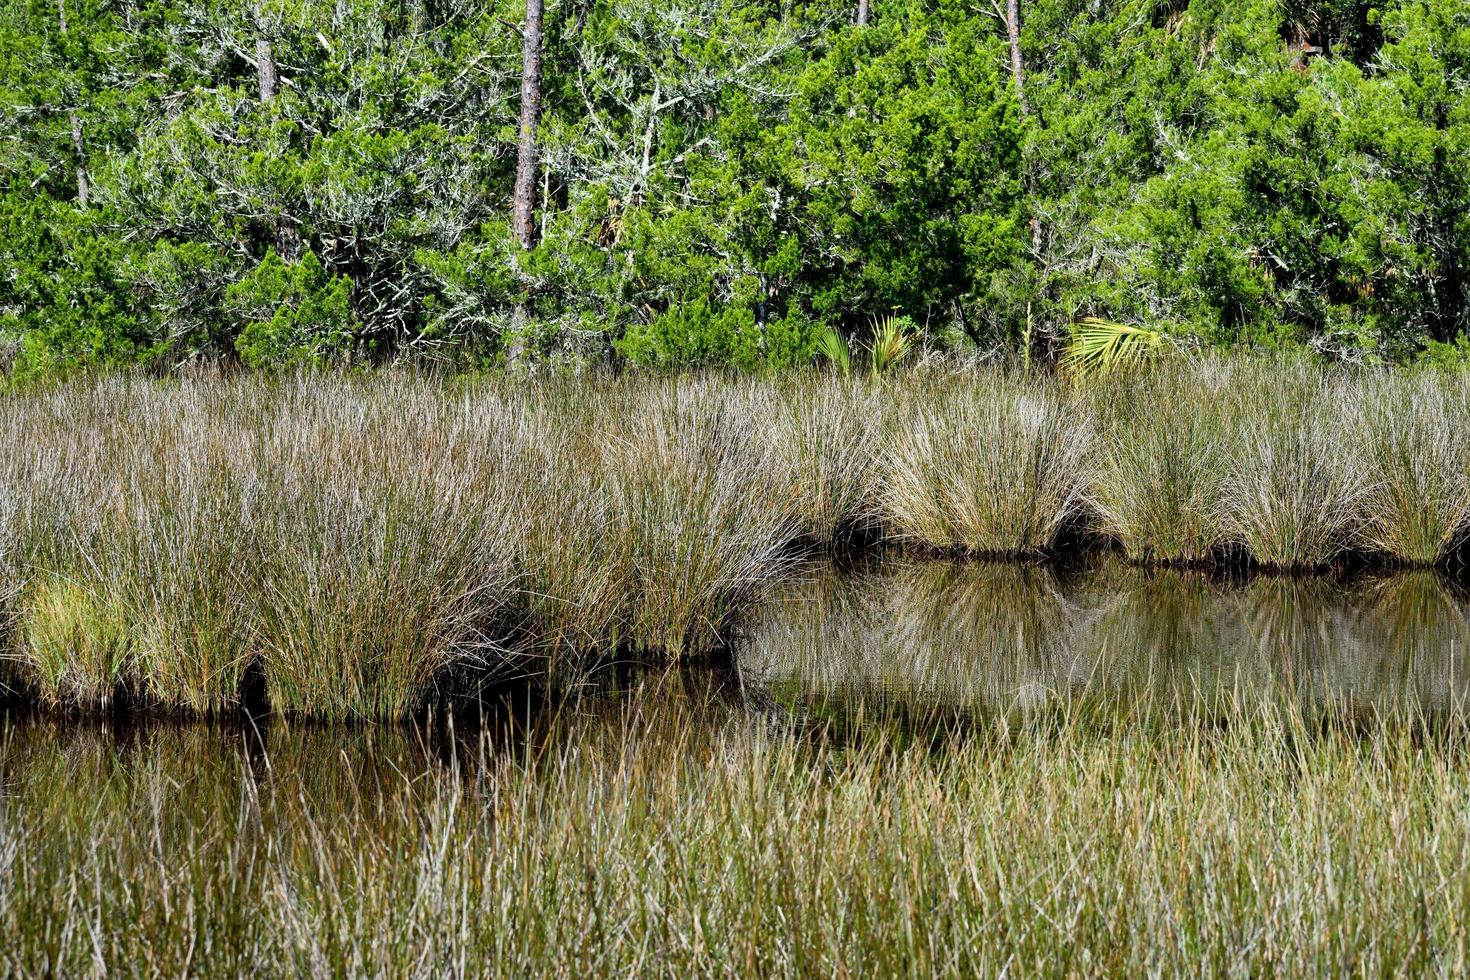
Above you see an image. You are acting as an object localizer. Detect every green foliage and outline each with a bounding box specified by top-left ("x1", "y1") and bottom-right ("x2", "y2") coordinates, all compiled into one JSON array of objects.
[
  {"x1": 816, "y1": 325, "x2": 852, "y2": 376},
  {"x1": 1418, "y1": 332, "x2": 1470, "y2": 369},
  {"x1": 226, "y1": 250, "x2": 357, "y2": 367},
  {"x1": 1063, "y1": 318, "x2": 1166, "y2": 378},
  {"x1": 2, "y1": 0, "x2": 1470, "y2": 370},
  {"x1": 866, "y1": 314, "x2": 915, "y2": 378},
  {"x1": 615, "y1": 299, "x2": 820, "y2": 370}
]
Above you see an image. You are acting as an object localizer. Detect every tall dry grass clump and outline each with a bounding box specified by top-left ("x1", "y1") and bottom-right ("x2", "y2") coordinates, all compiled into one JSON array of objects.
[
  {"x1": 1223, "y1": 364, "x2": 1365, "y2": 569},
  {"x1": 464, "y1": 384, "x2": 632, "y2": 662},
  {"x1": 883, "y1": 374, "x2": 1092, "y2": 556},
  {"x1": 602, "y1": 379, "x2": 802, "y2": 656},
  {"x1": 769, "y1": 374, "x2": 883, "y2": 542},
  {"x1": 248, "y1": 379, "x2": 521, "y2": 720},
  {"x1": 0, "y1": 373, "x2": 820, "y2": 716},
  {"x1": 1089, "y1": 361, "x2": 1233, "y2": 564},
  {"x1": 453, "y1": 378, "x2": 807, "y2": 664},
  {"x1": 1354, "y1": 371, "x2": 1470, "y2": 565},
  {"x1": 121, "y1": 404, "x2": 263, "y2": 714},
  {"x1": 2, "y1": 378, "x2": 263, "y2": 711}
]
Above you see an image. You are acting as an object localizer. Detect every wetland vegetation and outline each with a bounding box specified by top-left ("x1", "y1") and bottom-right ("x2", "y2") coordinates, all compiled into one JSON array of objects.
[
  {"x1": 9, "y1": 559, "x2": 1470, "y2": 975},
  {"x1": 10, "y1": 0, "x2": 1470, "y2": 970},
  {"x1": 7, "y1": 359, "x2": 1470, "y2": 719},
  {"x1": 7, "y1": 361, "x2": 1470, "y2": 973}
]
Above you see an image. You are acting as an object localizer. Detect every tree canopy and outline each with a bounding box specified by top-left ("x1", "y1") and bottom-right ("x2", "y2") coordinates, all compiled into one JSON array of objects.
[{"x1": 2, "y1": 0, "x2": 1468, "y2": 374}]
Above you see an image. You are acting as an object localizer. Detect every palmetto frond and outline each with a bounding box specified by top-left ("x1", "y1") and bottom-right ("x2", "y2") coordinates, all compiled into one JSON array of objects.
[
  {"x1": 1063, "y1": 317, "x2": 1166, "y2": 378},
  {"x1": 816, "y1": 325, "x2": 852, "y2": 376},
  {"x1": 867, "y1": 314, "x2": 914, "y2": 378}
]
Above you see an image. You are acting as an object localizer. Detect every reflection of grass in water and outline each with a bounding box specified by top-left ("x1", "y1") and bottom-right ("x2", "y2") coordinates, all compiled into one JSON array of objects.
[
  {"x1": 1355, "y1": 573, "x2": 1470, "y2": 715},
  {"x1": 741, "y1": 560, "x2": 1080, "y2": 714},
  {"x1": 1236, "y1": 573, "x2": 1470, "y2": 716},
  {"x1": 746, "y1": 559, "x2": 1260, "y2": 718},
  {"x1": 745, "y1": 558, "x2": 1470, "y2": 726},
  {"x1": 6, "y1": 681, "x2": 1470, "y2": 974}
]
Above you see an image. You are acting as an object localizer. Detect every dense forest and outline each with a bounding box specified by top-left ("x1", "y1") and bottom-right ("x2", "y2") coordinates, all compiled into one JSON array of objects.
[{"x1": 1, "y1": 0, "x2": 1467, "y2": 373}]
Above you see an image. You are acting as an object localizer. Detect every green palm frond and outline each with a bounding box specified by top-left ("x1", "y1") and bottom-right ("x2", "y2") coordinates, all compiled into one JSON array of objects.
[
  {"x1": 1063, "y1": 317, "x2": 1166, "y2": 378},
  {"x1": 816, "y1": 325, "x2": 852, "y2": 376},
  {"x1": 867, "y1": 314, "x2": 914, "y2": 378}
]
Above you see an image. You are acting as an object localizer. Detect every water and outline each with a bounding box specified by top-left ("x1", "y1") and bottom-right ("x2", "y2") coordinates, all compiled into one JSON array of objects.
[
  {"x1": 739, "y1": 557, "x2": 1470, "y2": 727},
  {"x1": 6, "y1": 556, "x2": 1470, "y2": 785}
]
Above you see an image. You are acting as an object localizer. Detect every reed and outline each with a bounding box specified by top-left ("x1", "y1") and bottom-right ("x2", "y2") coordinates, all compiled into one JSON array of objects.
[
  {"x1": 8, "y1": 362, "x2": 1470, "y2": 718},
  {"x1": 483, "y1": 386, "x2": 633, "y2": 661},
  {"x1": 604, "y1": 379, "x2": 801, "y2": 656},
  {"x1": 6, "y1": 379, "x2": 261, "y2": 712},
  {"x1": 0, "y1": 374, "x2": 816, "y2": 715},
  {"x1": 20, "y1": 574, "x2": 133, "y2": 707},
  {"x1": 1089, "y1": 361, "x2": 1232, "y2": 564},
  {"x1": 250, "y1": 379, "x2": 538, "y2": 719},
  {"x1": 1222, "y1": 365, "x2": 1365, "y2": 570},
  {"x1": 769, "y1": 374, "x2": 883, "y2": 543},
  {"x1": 5, "y1": 682, "x2": 1470, "y2": 975},
  {"x1": 883, "y1": 373, "x2": 1092, "y2": 556},
  {"x1": 1354, "y1": 371, "x2": 1470, "y2": 565}
]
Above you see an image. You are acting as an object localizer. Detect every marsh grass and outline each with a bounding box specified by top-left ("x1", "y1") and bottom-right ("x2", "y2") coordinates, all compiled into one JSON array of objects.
[
  {"x1": 1355, "y1": 372, "x2": 1470, "y2": 565},
  {"x1": 884, "y1": 374, "x2": 1092, "y2": 556},
  {"x1": 21, "y1": 574, "x2": 133, "y2": 708},
  {"x1": 251, "y1": 479, "x2": 512, "y2": 720},
  {"x1": 248, "y1": 384, "x2": 521, "y2": 720},
  {"x1": 1089, "y1": 362, "x2": 1232, "y2": 564},
  {"x1": 6, "y1": 682, "x2": 1470, "y2": 975},
  {"x1": 9, "y1": 362, "x2": 1470, "y2": 718},
  {"x1": 771, "y1": 375, "x2": 882, "y2": 543},
  {"x1": 0, "y1": 374, "x2": 820, "y2": 716},
  {"x1": 1223, "y1": 366, "x2": 1366, "y2": 570},
  {"x1": 606, "y1": 380, "x2": 802, "y2": 656}
]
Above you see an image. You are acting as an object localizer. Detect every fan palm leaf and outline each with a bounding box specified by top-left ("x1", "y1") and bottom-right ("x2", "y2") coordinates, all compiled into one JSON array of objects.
[
  {"x1": 1063, "y1": 317, "x2": 1165, "y2": 378},
  {"x1": 816, "y1": 325, "x2": 852, "y2": 376}
]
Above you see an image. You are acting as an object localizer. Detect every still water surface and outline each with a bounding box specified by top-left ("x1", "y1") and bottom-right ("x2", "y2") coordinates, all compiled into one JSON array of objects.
[
  {"x1": 740, "y1": 557, "x2": 1470, "y2": 725},
  {"x1": 6, "y1": 556, "x2": 1470, "y2": 792}
]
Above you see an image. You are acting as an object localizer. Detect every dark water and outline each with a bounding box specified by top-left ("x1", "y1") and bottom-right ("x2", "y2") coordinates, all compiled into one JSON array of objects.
[{"x1": 6, "y1": 557, "x2": 1470, "y2": 789}]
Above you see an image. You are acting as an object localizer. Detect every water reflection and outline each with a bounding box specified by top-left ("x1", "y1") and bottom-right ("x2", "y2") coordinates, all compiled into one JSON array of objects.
[
  {"x1": 6, "y1": 559, "x2": 1469, "y2": 797},
  {"x1": 738, "y1": 559, "x2": 1470, "y2": 723},
  {"x1": 0, "y1": 665, "x2": 750, "y2": 825}
]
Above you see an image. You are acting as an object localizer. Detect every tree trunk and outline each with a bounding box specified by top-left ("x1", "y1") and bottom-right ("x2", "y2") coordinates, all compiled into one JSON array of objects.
[
  {"x1": 256, "y1": 38, "x2": 278, "y2": 102},
  {"x1": 1005, "y1": 0, "x2": 1028, "y2": 116},
  {"x1": 254, "y1": 1, "x2": 278, "y2": 102},
  {"x1": 68, "y1": 111, "x2": 89, "y2": 205},
  {"x1": 508, "y1": 0, "x2": 546, "y2": 362},
  {"x1": 856, "y1": 0, "x2": 868, "y2": 27},
  {"x1": 512, "y1": 0, "x2": 545, "y2": 251},
  {"x1": 252, "y1": 5, "x2": 294, "y2": 260},
  {"x1": 58, "y1": 0, "x2": 88, "y2": 205},
  {"x1": 1005, "y1": 0, "x2": 1038, "y2": 252}
]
